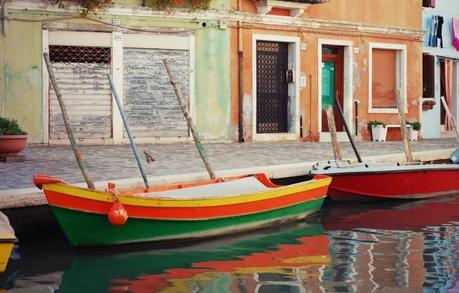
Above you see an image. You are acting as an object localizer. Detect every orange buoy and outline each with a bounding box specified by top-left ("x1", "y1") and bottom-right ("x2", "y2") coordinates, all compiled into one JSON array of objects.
[{"x1": 107, "y1": 201, "x2": 128, "y2": 226}]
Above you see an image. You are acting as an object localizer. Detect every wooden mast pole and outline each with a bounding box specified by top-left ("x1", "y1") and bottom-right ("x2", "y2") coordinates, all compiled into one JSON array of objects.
[
  {"x1": 334, "y1": 97, "x2": 362, "y2": 162},
  {"x1": 325, "y1": 105, "x2": 343, "y2": 161},
  {"x1": 162, "y1": 59, "x2": 217, "y2": 180},
  {"x1": 43, "y1": 53, "x2": 95, "y2": 189},
  {"x1": 396, "y1": 89, "x2": 414, "y2": 162}
]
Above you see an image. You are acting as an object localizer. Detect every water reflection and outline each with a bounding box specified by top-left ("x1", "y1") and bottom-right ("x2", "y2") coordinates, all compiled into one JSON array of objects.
[
  {"x1": 4, "y1": 221, "x2": 329, "y2": 292},
  {"x1": 4, "y1": 195, "x2": 459, "y2": 292},
  {"x1": 322, "y1": 195, "x2": 459, "y2": 292}
]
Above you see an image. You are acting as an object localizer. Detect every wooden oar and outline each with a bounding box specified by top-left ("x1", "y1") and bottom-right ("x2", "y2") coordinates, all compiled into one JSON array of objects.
[
  {"x1": 43, "y1": 53, "x2": 95, "y2": 190},
  {"x1": 395, "y1": 90, "x2": 414, "y2": 162},
  {"x1": 162, "y1": 59, "x2": 217, "y2": 180},
  {"x1": 334, "y1": 97, "x2": 362, "y2": 162},
  {"x1": 107, "y1": 74, "x2": 150, "y2": 189},
  {"x1": 325, "y1": 105, "x2": 343, "y2": 161}
]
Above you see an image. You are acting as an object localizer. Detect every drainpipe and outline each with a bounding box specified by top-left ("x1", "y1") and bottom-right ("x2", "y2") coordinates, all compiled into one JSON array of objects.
[
  {"x1": 237, "y1": 2, "x2": 244, "y2": 142},
  {"x1": 354, "y1": 100, "x2": 359, "y2": 136},
  {"x1": 1, "y1": 0, "x2": 8, "y2": 37}
]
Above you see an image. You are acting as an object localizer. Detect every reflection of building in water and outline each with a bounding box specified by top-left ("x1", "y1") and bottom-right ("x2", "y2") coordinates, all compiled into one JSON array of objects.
[
  {"x1": 422, "y1": 225, "x2": 459, "y2": 291},
  {"x1": 323, "y1": 223, "x2": 459, "y2": 292},
  {"x1": 322, "y1": 230, "x2": 425, "y2": 292}
]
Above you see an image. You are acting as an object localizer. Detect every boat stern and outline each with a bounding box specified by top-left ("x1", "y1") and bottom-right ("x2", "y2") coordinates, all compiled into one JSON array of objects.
[{"x1": 0, "y1": 234, "x2": 17, "y2": 273}]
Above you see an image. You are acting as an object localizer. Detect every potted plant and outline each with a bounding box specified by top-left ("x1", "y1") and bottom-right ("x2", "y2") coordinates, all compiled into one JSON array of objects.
[
  {"x1": 0, "y1": 117, "x2": 28, "y2": 154},
  {"x1": 368, "y1": 120, "x2": 387, "y2": 142},
  {"x1": 422, "y1": 98, "x2": 436, "y2": 111},
  {"x1": 406, "y1": 121, "x2": 421, "y2": 141}
]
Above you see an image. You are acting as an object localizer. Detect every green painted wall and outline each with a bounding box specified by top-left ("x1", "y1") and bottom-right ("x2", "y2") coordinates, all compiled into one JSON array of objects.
[
  {"x1": 194, "y1": 25, "x2": 232, "y2": 140},
  {"x1": 1, "y1": 21, "x2": 43, "y2": 143},
  {"x1": 114, "y1": 0, "x2": 229, "y2": 10},
  {"x1": 1, "y1": 3, "x2": 233, "y2": 143}
]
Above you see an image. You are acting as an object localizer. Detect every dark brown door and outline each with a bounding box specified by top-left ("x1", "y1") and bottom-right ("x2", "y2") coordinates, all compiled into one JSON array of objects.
[
  {"x1": 321, "y1": 45, "x2": 344, "y2": 132},
  {"x1": 256, "y1": 41, "x2": 289, "y2": 133}
]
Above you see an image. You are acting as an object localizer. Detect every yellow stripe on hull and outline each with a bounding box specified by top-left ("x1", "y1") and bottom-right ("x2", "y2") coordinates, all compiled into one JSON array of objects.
[
  {"x1": 0, "y1": 242, "x2": 15, "y2": 272},
  {"x1": 44, "y1": 177, "x2": 331, "y2": 208}
]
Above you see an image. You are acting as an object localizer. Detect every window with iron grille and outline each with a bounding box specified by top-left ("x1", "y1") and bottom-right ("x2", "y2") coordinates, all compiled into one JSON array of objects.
[{"x1": 49, "y1": 45, "x2": 111, "y2": 64}]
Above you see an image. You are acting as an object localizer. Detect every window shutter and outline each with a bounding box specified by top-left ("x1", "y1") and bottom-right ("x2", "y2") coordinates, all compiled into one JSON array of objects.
[
  {"x1": 372, "y1": 49, "x2": 397, "y2": 108},
  {"x1": 422, "y1": 54, "x2": 435, "y2": 98}
]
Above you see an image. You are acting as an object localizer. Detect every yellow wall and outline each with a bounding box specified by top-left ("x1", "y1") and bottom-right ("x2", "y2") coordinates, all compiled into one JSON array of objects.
[
  {"x1": 1, "y1": 3, "x2": 233, "y2": 143},
  {"x1": 1, "y1": 21, "x2": 43, "y2": 142}
]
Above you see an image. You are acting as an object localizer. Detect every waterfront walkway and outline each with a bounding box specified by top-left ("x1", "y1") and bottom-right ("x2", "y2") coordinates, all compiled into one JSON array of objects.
[{"x1": 0, "y1": 138, "x2": 457, "y2": 208}]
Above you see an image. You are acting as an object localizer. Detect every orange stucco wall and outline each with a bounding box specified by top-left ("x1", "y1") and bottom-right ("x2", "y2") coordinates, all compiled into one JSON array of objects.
[
  {"x1": 230, "y1": 0, "x2": 423, "y2": 141},
  {"x1": 237, "y1": 0, "x2": 421, "y2": 30}
]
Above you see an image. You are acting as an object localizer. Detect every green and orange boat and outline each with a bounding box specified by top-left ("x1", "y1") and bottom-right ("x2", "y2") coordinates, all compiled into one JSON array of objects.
[{"x1": 34, "y1": 173, "x2": 331, "y2": 246}]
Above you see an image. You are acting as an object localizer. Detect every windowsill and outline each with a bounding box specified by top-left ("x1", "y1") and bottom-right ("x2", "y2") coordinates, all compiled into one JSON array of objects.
[
  {"x1": 255, "y1": 0, "x2": 310, "y2": 17},
  {"x1": 368, "y1": 108, "x2": 402, "y2": 114}
]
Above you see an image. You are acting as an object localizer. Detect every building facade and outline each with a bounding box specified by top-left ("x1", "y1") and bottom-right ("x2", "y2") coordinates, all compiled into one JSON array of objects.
[
  {"x1": 0, "y1": 0, "x2": 423, "y2": 144},
  {"x1": 421, "y1": 0, "x2": 459, "y2": 139},
  {"x1": 234, "y1": 0, "x2": 423, "y2": 142}
]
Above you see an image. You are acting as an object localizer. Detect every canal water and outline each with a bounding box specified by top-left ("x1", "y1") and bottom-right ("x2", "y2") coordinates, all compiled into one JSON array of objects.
[{"x1": 2, "y1": 195, "x2": 459, "y2": 292}]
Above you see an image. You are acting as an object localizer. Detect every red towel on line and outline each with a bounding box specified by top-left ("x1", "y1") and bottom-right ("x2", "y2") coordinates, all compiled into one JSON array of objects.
[{"x1": 453, "y1": 18, "x2": 459, "y2": 51}]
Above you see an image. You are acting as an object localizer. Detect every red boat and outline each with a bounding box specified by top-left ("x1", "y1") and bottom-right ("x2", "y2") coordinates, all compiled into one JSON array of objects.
[{"x1": 310, "y1": 162, "x2": 459, "y2": 201}]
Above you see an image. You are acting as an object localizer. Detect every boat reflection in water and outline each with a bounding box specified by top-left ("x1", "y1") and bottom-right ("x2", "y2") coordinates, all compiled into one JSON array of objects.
[
  {"x1": 322, "y1": 195, "x2": 459, "y2": 292},
  {"x1": 58, "y1": 221, "x2": 329, "y2": 292}
]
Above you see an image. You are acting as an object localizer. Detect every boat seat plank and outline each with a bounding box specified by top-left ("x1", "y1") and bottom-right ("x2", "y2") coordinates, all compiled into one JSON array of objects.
[{"x1": 139, "y1": 177, "x2": 271, "y2": 199}]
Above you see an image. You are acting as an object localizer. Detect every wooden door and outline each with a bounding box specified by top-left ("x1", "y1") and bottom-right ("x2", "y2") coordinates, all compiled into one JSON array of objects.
[{"x1": 321, "y1": 46, "x2": 344, "y2": 132}]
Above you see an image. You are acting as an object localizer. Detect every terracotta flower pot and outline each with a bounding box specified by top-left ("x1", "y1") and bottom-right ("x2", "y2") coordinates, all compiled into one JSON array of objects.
[{"x1": 0, "y1": 135, "x2": 28, "y2": 154}]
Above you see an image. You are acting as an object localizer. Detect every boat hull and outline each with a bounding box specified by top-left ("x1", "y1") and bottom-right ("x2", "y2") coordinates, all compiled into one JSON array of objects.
[
  {"x1": 322, "y1": 167, "x2": 459, "y2": 201},
  {"x1": 50, "y1": 199, "x2": 324, "y2": 246},
  {"x1": 37, "y1": 174, "x2": 330, "y2": 246},
  {"x1": 0, "y1": 211, "x2": 17, "y2": 273},
  {"x1": 0, "y1": 238, "x2": 16, "y2": 272}
]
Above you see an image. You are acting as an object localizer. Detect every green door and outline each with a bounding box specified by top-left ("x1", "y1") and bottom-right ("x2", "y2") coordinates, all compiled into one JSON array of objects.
[
  {"x1": 322, "y1": 61, "x2": 335, "y2": 132},
  {"x1": 322, "y1": 61, "x2": 335, "y2": 110}
]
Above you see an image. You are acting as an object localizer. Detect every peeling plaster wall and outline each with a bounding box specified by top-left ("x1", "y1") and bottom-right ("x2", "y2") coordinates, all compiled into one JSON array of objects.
[
  {"x1": 2, "y1": 1, "x2": 233, "y2": 143},
  {"x1": 194, "y1": 25, "x2": 233, "y2": 141},
  {"x1": 1, "y1": 21, "x2": 43, "y2": 143}
]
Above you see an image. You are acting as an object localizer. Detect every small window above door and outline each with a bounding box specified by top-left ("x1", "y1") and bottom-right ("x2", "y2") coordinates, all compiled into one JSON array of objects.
[{"x1": 322, "y1": 46, "x2": 340, "y2": 55}]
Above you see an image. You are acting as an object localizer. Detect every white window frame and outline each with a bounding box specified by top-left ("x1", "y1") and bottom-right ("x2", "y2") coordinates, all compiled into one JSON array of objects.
[
  {"x1": 368, "y1": 42, "x2": 407, "y2": 113},
  {"x1": 252, "y1": 34, "x2": 300, "y2": 141}
]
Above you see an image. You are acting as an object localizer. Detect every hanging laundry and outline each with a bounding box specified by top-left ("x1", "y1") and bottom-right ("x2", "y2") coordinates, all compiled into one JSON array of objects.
[
  {"x1": 429, "y1": 15, "x2": 438, "y2": 47},
  {"x1": 453, "y1": 18, "x2": 459, "y2": 51},
  {"x1": 437, "y1": 16, "x2": 444, "y2": 48}
]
